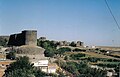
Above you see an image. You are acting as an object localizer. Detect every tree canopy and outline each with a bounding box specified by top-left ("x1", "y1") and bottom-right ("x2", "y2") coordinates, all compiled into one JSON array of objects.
[
  {"x1": 4, "y1": 56, "x2": 48, "y2": 77},
  {"x1": 4, "y1": 56, "x2": 59, "y2": 77},
  {"x1": 0, "y1": 38, "x2": 8, "y2": 47}
]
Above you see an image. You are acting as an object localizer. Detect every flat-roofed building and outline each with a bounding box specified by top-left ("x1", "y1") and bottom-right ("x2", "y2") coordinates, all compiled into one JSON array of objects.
[{"x1": 33, "y1": 60, "x2": 59, "y2": 73}]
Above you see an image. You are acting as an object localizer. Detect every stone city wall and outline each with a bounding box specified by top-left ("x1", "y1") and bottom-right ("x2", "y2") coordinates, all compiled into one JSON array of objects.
[{"x1": 8, "y1": 30, "x2": 37, "y2": 46}]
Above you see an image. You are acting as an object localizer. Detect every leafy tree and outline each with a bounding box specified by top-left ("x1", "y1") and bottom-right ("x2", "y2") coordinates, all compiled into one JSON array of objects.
[
  {"x1": 70, "y1": 53, "x2": 85, "y2": 60},
  {"x1": 58, "y1": 72, "x2": 65, "y2": 77},
  {"x1": 70, "y1": 42, "x2": 76, "y2": 47},
  {"x1": 115, "y1": 64, "x2": 120, "y2": 77},
  {"x1": 37, "y1": 40, "x2": 57, "y2": 49},
  {"x1": 56, "y1": 60, "x2": 107, "y2": 77},
  {"x1": 100, "y1": 50, "x2": 107, "y2": 53},
  {"x1": 44, "y1": 49, "x2": 54, "y2": 57},
  {"x1": 65, "y1": 64, "x2": 78, "y2": 75},
  {"x1": 5, "y1": 68, "x2": 35, "y2": 77},
  {"x1": 5, "y1": 56, "x2": 62, "y2": 77},
  {"x1": 95, "y1": 48, "x2": 100, "y2": 51},
  {"x1": 87, "y1": 57, "x2": 99, "y2": 62},
  {"x1": 33, "y1": 68, "x2": 47, "y2": 77},
  {"x1": 56, "y1": 47, "x2": 71, "y2": 55},
  {"x1": 37, "y1": 40, "x2": 57, "y2": 57},
  {"x1": 55, "y1": 59, "x2": 67, "y2": 68},
  {"x1": 5, "y1": 56, "x2": 34, "y2": 77},
  {"x1": 73, "y1": 48, "x2": 86, "y2": 52},
  {"x1": 77, "y1": 62, "x2": 107, "y2": 77},
  {"x1": 64, "y1": 56, "x2": 69, "y2": 60},
  {"x1": 0, "y1": 38, "x2": 8, "y2": 47}
]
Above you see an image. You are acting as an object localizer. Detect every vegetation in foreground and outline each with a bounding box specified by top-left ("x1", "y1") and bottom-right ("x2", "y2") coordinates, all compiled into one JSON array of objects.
[
  {"x1": 37, "y1": 40, "x2": 120, "y2": 77},
  {"x1": 0, "y1": 39, "x2": 119, "y2": 77},
  {"x1": 55, "y1": 60, "x2": 107, "y2": 77},
  {"x1": 4, "y1": 56, "x2": 58, "y2": 77}
]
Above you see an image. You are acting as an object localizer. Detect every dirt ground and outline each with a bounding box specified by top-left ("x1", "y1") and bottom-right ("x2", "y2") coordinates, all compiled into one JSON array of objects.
[
  {"x1": 0, "y1": 68, "x2": 5, "y2": 77},
  {"x1": 0, "y1": 60, "x2": 14, "y2": 77}
]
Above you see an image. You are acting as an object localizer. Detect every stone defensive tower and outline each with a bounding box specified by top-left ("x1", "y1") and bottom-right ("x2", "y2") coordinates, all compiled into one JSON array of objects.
[
  {"x1": 8, "y1": 30, "x2": 37, "y2": 46},
  {"x1": 22, "y1": 30, "x2": 37, "y2": 46}
]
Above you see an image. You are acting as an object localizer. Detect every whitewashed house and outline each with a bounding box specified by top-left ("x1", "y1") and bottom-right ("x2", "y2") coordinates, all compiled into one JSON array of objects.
[
  {"x1": 33, "y1": 60, "x2": 48, "y2": 72},
  {"x1": 33, "y1": 60, "x2": 58, "y2": 73}
]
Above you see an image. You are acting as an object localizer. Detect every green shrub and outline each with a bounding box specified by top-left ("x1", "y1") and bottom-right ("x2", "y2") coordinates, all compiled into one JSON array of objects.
[
  {"x1": 73, "y1": 48, "x2": 86, "y2": 52},
  {"x1": 70, "y1": 53, "x2": 86, "y2": 60},
  {"x1": 6, "y1": 51, "x2": 16, "y2": 60}
]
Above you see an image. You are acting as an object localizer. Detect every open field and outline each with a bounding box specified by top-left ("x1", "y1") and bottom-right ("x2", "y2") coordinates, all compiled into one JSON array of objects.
[
  {"x1": 110, "y1": 53, "x2": 120, "y2": 57},
  {"x1": 96, "y1": 46, "x2": 120, "y2": 51},
  {"x1": 65, "y1": 52, "x2": 120, "y2": 60},
  {"x1": 80, "y1": 52, "x2": 115, "y2": 59}
]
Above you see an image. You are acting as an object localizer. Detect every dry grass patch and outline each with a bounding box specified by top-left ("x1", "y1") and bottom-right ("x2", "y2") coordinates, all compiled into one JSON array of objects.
[
  {"x1": 65, "y1": 52, "x2": 118, "y2": 59},
  {"x1": 80, "y1": 52, "x2": 117, "y2": 59}
]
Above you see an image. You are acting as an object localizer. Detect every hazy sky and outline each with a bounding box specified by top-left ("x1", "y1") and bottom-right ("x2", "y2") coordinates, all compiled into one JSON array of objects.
[{"x1": 0, "y1": 0, "x2": 120, "y2": 46}]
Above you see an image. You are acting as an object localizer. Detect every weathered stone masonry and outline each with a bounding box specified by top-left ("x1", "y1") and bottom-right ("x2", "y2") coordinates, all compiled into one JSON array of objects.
[{"x1": 8, "y1": 30, "x2": 37, "y2": 46}]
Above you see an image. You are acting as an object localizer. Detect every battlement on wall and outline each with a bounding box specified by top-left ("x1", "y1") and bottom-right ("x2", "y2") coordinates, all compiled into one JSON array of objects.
[{"x1": 8, "y1": 30, "x2": 37, "y2": 46}]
